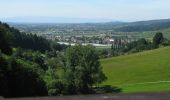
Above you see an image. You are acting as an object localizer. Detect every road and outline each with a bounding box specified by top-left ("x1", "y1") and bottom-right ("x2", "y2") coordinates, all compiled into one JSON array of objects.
[{"x1": 6, "y1": 92, "x2": 170, "y2": 100}]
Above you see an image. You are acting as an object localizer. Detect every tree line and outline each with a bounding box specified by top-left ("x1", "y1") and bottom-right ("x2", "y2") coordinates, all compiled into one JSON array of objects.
[{"x1": 97, "y1": 32, "x2": 170, "y2": 58}]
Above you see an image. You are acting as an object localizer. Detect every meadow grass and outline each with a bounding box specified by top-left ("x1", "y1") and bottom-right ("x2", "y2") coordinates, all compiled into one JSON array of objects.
[
  {"x1": 122, "y1": 82, "x2": 170, "y2": 93},
  {"x1": 101, "y1": 46, "x2": 170, "y2": 93}
]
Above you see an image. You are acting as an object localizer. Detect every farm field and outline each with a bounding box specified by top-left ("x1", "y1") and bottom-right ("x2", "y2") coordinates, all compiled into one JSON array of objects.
[{"x1": 101, "y1": 46, "x2": 170, "y2": 93}]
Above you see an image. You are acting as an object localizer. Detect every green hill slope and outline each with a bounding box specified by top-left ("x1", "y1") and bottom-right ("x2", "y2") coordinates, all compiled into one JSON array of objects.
[
  {"x1": 114, "y1": 19, "x2": 170, "y2": 32},
  {"x1": 101, "y1": 46, "x2": 170, "y2": 93}
]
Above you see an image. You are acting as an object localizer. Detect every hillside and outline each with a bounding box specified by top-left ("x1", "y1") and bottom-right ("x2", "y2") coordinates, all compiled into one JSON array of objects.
[
  {"x1": 101, "y1": 46, "x2": 170, "y2": 93},
  {"x1": 114, "y1": 19, "x2": 170, "y2": 32}
]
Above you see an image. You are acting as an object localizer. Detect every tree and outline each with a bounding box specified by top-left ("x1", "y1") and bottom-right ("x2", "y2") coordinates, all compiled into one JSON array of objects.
[
  {"x1": 7, "y1": 58, "x2": 48, "y2": 97},
  {"x1": 153, "y1": 32, "x2": 163, "y2": 47},
  {"x1": 0, "y1": 52, "x2": 9, "y2": 97},
  {"x1": 64, "y1": 45, "x2": 106, "y2": 94},
  {"x1": 111, "y1": 44, "x2": 114, "y2": 56},
  {"x1": 0, "y1": 53, "x2": 48, "y2": 97},
  {"x1": 43, "y1": 68, "x2": 65, "y2": 96},
  {"x1": 136, "y1": 38, "x2": 148, "y2": 51},
  {"x1": 101, "y1": 49, "x2": 109, "y2": 58},
  {"x1": 0, "y1": 27, "x2": 12, "y2": 55}
]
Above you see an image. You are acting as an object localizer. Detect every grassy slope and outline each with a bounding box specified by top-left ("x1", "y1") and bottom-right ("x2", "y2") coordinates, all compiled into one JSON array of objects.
[{"x1": 101, "y1": 46, "x2": 170, "y2": 93}]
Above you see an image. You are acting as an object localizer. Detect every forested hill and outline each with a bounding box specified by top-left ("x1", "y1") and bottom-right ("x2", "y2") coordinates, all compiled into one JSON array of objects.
[
  {"x1": 114, "y1": 19, "x2": 170, "y2": 32},
  {"x1": 0, "y1": 21, "x2": 68, "y2": 55},
  {"x1": 0, "y1": 22, "x2": 49, "y2": 53},
  {"x1": 0, "y1": 22, "x2": 67, "y2": 97}
]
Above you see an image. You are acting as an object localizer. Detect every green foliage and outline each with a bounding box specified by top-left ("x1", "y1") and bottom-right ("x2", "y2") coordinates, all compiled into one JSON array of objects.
[
  {"x1": 104, "y1": 33, "x2": 166, "y2": 58},
  {"x1": 0, "y1": 22, "x2": 108, "y2": 97},
  {"x1": 64, "y1": 45, "x2": 107, "y2": 94},
  {"x1": 50, "y1": 41, "x2": 68, "y2": 52},
  {"x1": 43, "y1": 45, "x2": 107, "y2": 95},
  {"x1": 0, "y1": 22, "x2": 68, "y2": 97},
  {"x1": 123, "y1": 38, "x2": 153, "y2": 53},
  {"x1": 0, "y1": 26, "x2": 12, "y2": 55},
  {"x1": 0, "y1": 22, "x2": 67, "y2": 53},
  {"x1": 110, "y1": 44, "x2": 115, "y2": 56},
  {"x1": 0, "y1": 53, "x2": 48, "y2": 97},
  {"x1": 12, "y1": 31, "x2": 51, "y2": 52},
  {"x1": 7, "y1": 58, "x2": 47, "y2": 97},
  {"x1": 161, "y1": 38, "x2": 170, "y2": 46},
  {"x1": 13, "y1": 49, "x2": 48, "y2": 71},
  {"x1": 47, "y1": 80, "x2": 65, "y2": 96},
  {"x1": 0, "y1": 53, "x2": 9, "y2": 96},
  {"x1": 43, "y1": 68, "x2": 64, "y2": 96},
  {"x1": 153, "y1": 32, "x2": 164, "y2": 47}
]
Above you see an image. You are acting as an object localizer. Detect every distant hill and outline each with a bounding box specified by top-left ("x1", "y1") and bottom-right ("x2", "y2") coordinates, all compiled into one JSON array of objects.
[
  {"x1": 113, "y1": 19, "x2": 170, "y2": 32},
  {"x1": 6, "y1": 18, "x2": 170, "y2": 34},
  {"x1": 101, "y1": 46, "x2": 170, "y2": 93}
]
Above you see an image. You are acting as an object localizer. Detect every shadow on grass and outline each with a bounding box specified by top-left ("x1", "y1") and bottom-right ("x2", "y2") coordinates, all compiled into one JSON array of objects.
[{"x1": 94, "y1": 85, "x2": 122, "y2": 94}]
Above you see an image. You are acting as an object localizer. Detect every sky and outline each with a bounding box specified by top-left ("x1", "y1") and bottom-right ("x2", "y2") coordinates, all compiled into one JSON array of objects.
[{"x1": 0, "y1": 0, "x2": 170, "y2": 22}]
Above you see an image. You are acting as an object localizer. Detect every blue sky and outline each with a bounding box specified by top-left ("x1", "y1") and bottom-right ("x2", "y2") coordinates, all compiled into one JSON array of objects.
[{"x1": 0, "y1": 0, "x2": 170, "y2": 22}]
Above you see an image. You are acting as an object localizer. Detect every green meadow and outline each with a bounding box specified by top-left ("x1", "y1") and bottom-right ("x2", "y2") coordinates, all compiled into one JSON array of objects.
[{"x1": 101, "y1": 46, "x2": 170, "y2": 93}]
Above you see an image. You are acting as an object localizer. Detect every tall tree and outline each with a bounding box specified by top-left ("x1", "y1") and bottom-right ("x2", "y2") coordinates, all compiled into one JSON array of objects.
[
  {"x1": 0, "y1": 27, "x2": 12, "y2": 55},
  {"x1": 111, "y1": 44, "x2": 114, "y2": 56},
  {"x1": 65, "y1": 45, "x2": 106, "y2": 94},
  {"x1": 153, "y1": 32, "x2": 163, "y2": 47},
  {"x1": 7, "y1": 58, "x2": 48, "y2": 97}
]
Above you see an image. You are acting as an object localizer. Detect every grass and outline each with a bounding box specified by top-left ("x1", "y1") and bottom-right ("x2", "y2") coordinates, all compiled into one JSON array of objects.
[
  {"x1": 122, "y1": 81, "x2": 170, "y2": 93},
  {"x1": 101, "y1": 46, "x2": 170, "y2": 93}
]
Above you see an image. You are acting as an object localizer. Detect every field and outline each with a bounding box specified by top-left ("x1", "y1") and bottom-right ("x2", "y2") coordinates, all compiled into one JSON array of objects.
[{"x1": 101, "y1": 46, "x2": 170, "y2": 93}]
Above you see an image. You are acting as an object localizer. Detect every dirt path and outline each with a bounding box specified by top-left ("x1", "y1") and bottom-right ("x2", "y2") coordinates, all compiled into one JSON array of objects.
[{"x1": 6, "y1": 92, "x2": 170, "y2": 100}]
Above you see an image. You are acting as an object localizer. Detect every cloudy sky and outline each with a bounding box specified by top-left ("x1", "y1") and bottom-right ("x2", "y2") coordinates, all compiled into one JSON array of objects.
[{"x1": 0, "y1": 0, "x2": 170, "y2": 22}]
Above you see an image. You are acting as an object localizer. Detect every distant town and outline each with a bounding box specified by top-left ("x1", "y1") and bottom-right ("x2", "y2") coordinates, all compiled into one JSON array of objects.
[{"x1": 41, "y1": 33, "x2": 138, "y2": 47}]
